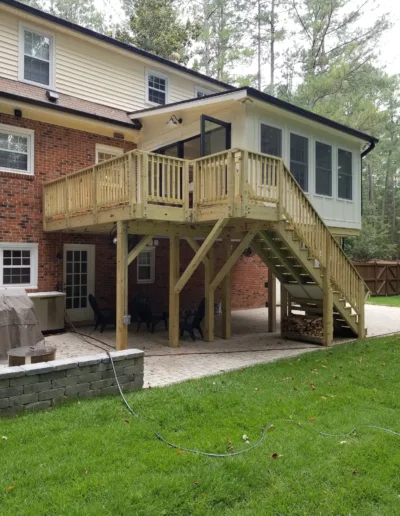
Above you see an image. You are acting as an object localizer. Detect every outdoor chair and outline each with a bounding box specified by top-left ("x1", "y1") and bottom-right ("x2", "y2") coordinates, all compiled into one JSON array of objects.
[
  {"x1": 180, "y1": 297, "x2": 205, "y2": 341},
  {"x1": 88, "y1": 294, "x2": 116, "y2": 333},
  {"x1": 132, "y1": 295, "x2": 168, "y2": 333}
]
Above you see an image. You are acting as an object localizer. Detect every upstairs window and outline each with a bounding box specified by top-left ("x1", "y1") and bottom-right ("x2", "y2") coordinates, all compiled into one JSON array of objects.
[
  {"x1": 315, "y1": 141, "x2": 332, "y2": 196},
  {"x1": 137, "y1": 248, "x2": 155, "y2": 284},
  {"x1": 20, "y1": 26, "x2": 54, "y2": 87},
  {"x1": 338, "y1": 149, "x2": 352, "y2": 200},
  {"x1": 260, "y1": 124, "x2": 282, "y2": 157},
  {"x1": 290, "y1": 133, "x2": 308, "y2": 191},
  {"x1": 0, "y1": 124, "x2": 34, "y2": 176},
  {"x1": 195, "y1": 86, "x2": 214, "y2": 98},
  {"x1": 146, "y1": 70, "x2": 168, "y2": 105},
  {"x1": 0, "y1": 243, "x2": 38, "y2": 288}
]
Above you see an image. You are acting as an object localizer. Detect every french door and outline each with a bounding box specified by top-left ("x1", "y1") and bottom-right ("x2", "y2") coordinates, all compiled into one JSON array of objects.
[{"x1": 63, "y1": 244, "x2": 95, "y2": 322}]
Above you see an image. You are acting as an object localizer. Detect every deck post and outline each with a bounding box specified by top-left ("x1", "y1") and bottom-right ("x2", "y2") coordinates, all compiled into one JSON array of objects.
[
  {"x1": 358, "y1": 282, "x2": 366, "y2": 339},
  {"x1": 204, "y1": 245, "x2": 215, "y2": 342},
  {"x1": 169, "y1": 235, "x2": 180, "y2": 348},
  {"x1": 116, "y1": 220, "x2": 128, "y2": 351},
  {"x1": 281, "y1": 283, "x2": 288, "y2": 318},
  {"x1": 323, "y1": 234, "x2": 333, "y2": 346},
  {"x1": 221, "y1": 237, "x2": 232, "y2": 339},
  {"x1": 268, "y1": 270, "x2": 277, "y2": 332}
]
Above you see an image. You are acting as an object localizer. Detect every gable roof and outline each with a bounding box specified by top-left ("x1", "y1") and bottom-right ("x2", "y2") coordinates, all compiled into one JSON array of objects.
[
  {"x1": 0, "y1": 0, "x2": 233, "y2": 91},
  {"x1": 129, "y1": 87, "x2": 379, "y2": 145},
  {"x1": 0, "y1": 77, "x2": 141, "y2": 129}
]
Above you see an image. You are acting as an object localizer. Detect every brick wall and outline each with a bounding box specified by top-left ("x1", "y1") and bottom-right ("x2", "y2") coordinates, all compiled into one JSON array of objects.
[
  {"x1": 0, "y1": 349, "x2": 144, "y2": 416},
  {"x1": 0, "y1": 113, "x2": 268, "y2": 314}
]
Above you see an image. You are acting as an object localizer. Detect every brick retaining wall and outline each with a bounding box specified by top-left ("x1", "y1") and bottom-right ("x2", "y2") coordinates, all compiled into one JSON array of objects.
[{"x1": 0, "y1": 350, "x2": 144, "y2": 417}]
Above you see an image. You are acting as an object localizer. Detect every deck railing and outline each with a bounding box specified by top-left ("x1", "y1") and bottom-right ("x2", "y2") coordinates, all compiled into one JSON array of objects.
[{"x1": 43, "y1": 150, "x2": 188, "y2": 219}]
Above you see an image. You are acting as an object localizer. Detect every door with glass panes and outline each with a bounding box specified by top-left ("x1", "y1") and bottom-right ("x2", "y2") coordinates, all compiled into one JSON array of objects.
[{"x1": 63, "y1": 244, "x2": 95, "y2": 322}]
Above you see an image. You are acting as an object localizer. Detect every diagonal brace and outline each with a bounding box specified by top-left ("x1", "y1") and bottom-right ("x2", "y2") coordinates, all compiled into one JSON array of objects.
[
  {"x1": 210, "y1": 223, "x2": 261, "y2": 291},
  {"x1": 174, "y1": 218, "x2": 228, "y2": 294},
  {"x1": 128, "y1": 235, "x2": 154, "y2": 265},
  {"x1": 185, "y1": 237, "x2": 210, "y2": 267}
]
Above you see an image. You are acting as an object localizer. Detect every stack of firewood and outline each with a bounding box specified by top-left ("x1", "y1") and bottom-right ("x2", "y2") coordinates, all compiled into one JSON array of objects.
[{"x1": 281, "y1": 315, "x2": 323, "y2": 338}]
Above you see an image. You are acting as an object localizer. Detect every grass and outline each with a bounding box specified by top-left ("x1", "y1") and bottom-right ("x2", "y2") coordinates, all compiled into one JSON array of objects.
[
  {"x1": 1, "y1": 337, "x2": 400, "y2": 516},
  {"x1": 367, "y1": 295, "x2": 400, "y2": 307}
]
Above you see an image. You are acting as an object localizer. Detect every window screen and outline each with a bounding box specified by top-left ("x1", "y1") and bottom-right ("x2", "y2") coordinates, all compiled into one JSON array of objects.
[
  {"x1": 260, "y1": 124, "x2": 282, "y2": 157},
  {"x1": 23, "y1": 30, "x2": 51, "y2": 86},
  {"x1": 290, "y1": 133, "x2": 308, "y2": 191},
  {"x1": 338, "y1": 149, "x2": 352, "y2": 200},
  {"x1": 315, "y1": 142, "x2": 332, "y2": 196}
]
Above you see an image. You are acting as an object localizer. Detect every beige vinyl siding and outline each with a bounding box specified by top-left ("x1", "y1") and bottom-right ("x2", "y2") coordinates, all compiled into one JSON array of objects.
[{"x1": 0, "y1": 12, "x2": 19, "y2": 80}]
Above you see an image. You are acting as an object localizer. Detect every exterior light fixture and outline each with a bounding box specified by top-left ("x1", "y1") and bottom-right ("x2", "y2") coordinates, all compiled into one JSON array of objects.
[
  {"x1": 166, "y1": 115, "x2": 183, "y2": 126},
  {"x1": 46, "y1": 90, "x2": 59, "y2": 102}
]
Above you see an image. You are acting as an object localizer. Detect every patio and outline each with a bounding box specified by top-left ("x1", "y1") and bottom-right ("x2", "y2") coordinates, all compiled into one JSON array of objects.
[{"x1": 2, "y1": 304, "x2": 398, "y2": 387}]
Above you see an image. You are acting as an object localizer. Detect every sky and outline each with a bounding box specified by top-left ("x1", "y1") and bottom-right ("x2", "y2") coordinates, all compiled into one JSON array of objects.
[{"x1": 99, "y1": 0, "x2": 400, "y2": 77}]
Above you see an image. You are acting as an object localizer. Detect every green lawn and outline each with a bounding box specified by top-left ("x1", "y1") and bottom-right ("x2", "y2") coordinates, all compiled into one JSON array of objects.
[
  {"x1": 1, "y1": 337, "x2": 400, "y2": 516},
  {"x1": 367, "y1": 295, "x2": 400, "y2": 307}
]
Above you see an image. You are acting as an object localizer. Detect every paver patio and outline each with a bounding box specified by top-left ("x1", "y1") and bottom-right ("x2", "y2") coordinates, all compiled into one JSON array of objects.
[{"x1": 2, "y1": 304, "x2": 399, "y2": 387}]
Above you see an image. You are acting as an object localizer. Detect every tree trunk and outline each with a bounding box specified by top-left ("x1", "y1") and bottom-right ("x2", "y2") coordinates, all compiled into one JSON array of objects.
[{"x1": 270, "y1": 0, "x2": 275, "y2": 94}]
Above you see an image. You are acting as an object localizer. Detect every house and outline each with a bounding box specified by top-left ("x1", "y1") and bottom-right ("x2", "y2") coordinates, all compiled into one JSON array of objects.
[{"x1": 0, "y1": 0, "x2": 377, "y2": 349}]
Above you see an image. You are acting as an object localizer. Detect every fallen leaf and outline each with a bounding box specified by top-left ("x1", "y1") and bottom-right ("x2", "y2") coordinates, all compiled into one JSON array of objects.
[
  {"x1": 352, "y1": 469, "x2": 358, "y2": 474},
  {"x1": 193, "y1": 481, "x2": 200, "y2": 487},
  {"x1": 197, "y1": 388, "x2": 202, "y2": 391},
  {"x1": 340, "y1": 441, "x2": 348, "y2": 445},
  {"x1": 124, "y1": 420, "x2": 129, "y2": 424},
  {"x1": 270, "y1": 453, "x2": 280, "y2": 460},
  {"x1": 293, "y1": 387, "x2": 297, "y2": 391},
  {"x1": 4, "y1": 486, "x2": 14, "y2": 492},
  {"x1": 177, "y1": 450, "x2": 184, "y2": 455},
  {"x1": 308, "y1": 417, "x2": 316, "y2": 422},
  {"x1": 2, "y1": 436, "x2": 7, "y2": 440},
  {"x1": 243, "y1": 434, "x2": 249, "y2": 441},
  {"x1": 321, "y1": 396, "x2": 327, "y2": 400},
  {"x1": 269, "y1": 424, "x2": 275, "y2": 429},
  {"x1": 227, "y1": 437, "x2": 234, "y2": 450},
  {"x1": 202, "y1": 493, "x2": 207, "y2": 497},
  {"x1": 254, "y1": 388, "x2": 260, "y2": 392},
  {"x1": 310, "y1": 383, "x2": 316, "y2": 390}
]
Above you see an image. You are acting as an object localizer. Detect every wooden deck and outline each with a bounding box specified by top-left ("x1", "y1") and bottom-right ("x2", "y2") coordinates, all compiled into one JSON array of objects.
[{"x1": 42, "y1": 148, "x2": 367, "y2": 350}]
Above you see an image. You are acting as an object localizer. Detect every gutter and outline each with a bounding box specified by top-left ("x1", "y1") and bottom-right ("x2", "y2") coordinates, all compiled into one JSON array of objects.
[{"x1": 0, "y1": 91, "x2": 142, "y2": 130}]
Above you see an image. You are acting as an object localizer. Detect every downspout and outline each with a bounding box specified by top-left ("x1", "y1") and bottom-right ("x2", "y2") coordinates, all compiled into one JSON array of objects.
[{"x1": 360, "y1": 139, "x2": 377, "y2": 216}]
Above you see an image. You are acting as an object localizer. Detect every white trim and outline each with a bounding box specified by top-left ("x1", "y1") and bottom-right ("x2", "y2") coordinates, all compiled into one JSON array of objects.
[
  {"x1": 0, "y1": 242, "x2": 38, "y2": 289},
  {"x1": 145, "y1": 69, "x2": 169, "y2": 106},
  {"x1": 137, "y1": 246, "x2": 155, "y2": 284},
  {"x1": 95, "y1": 144, "x2": 124, "y2": 164},
  {"x1": 19, "y1": 22, "x2": 56, "y2": 89},
  {"x1": 195, "y1": 85, "x2": 215, "y2": 98},
  {"x1": 0, "y1": 122, "x2": 35, "y2": 176}
]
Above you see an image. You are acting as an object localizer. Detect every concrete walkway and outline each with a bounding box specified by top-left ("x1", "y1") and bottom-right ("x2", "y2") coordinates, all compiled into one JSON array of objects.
[{"x1": 1, "y1": 304, "x2": 398, "y2": 388}]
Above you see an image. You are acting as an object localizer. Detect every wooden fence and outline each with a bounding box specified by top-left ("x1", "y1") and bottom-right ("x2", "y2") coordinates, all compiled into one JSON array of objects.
[{"x1": 353, "y1": 261, "x2": 400, "y2": 296}]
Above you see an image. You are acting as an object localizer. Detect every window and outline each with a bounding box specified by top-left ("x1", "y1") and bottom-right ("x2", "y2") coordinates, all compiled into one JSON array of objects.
[
  {"x1": 20, "y1": 25, "x2": 54, "y2": 87},
  {"x1": 260, "y1": 124, "x2": 282, "y2": 157},
  {"x1": 195, "y1": 86, "x2": 215, "y2": 98},
  {"x1": 95, "y1": 144, "x2": 124, "y2": 164},
  {"x1": 0, "y1": 243, "x2": 38, "y2": 288},
  {"x1": 0, "y1": 124, "x2": 34, "y2": 175},
  {"x1": 315, "y1": 141, "x2": 332, "y2": 196},
  {"x1": 146, "y1": 70, "x2": 168, "y2": 105},
  {"x1": 290, "y1": 133, "x2": 308, "y2": 191},
  {"x1": 338, "y1": 149, "x2": 352, "y2": 200},
  {"x1": 137, "y1": 247, "x2": 155, "y2": 284}
]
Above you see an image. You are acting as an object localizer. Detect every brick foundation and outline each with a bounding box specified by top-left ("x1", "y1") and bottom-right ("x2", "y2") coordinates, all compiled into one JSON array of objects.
[{"x1": 0, "y1": 113, "x2": 268, "y2": 314}]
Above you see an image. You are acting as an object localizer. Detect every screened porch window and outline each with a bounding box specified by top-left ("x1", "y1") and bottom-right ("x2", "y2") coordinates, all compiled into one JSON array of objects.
[
  {"x1": 260, "y1": 124, "x2": 282, "y2": 157},
  {"x1": 338, "y1": 149, "x2": 352, "y2": 200},
  {"x1": 290, "y1": 133, "x2": 308, "y2": 191},
  {"x1": 315, "y1": 141, "x2": 332, "y2": 196}
]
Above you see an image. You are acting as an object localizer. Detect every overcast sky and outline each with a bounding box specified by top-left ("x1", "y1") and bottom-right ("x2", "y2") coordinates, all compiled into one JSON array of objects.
[{"x1": 100, "y1": 0, "x2": 400, "y2": 77}]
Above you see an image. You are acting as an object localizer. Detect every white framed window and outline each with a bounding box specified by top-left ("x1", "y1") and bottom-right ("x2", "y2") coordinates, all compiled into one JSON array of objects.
[
  {"x1": 290, "y1": 132, "x2": 309, "y2": 192},
  {"x1": 338, "y1": 148, "x2": 353, "y2": 200},
  {"x1": 146, "y1": 70, "x2": 168, "y2": 105},
  {"x1": 195, "y1": 86, "x2": 215, "y2": 98},
  {"x1": 137, "y1": 247, "x2": 155, "y2": 284},
  {"x1": 315, "y1": 141, "x2": 332, "y2": 197},
  {"x1": 95, "y1": 144, "x2": 124, "y2": 164},
  {"x1": 19, "y1": 24, "x2": 55, "y2": 88},
  {"x1": 0, "y1": 243, "x2": 38, "y2": 288},
  {"x1": 0, "y1": 123, "x2": 34, "y2": 176}
]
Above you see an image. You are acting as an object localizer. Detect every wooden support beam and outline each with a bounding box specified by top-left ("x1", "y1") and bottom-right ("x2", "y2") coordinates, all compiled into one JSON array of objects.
[
  {"x1": 185, "y1": 237, "x2": 209, "y2": 267},
  {"x1": 169, "y1": 235, "x2": 180, "y2": 348},
  {"x1": 174, "y1": 218, "x2": 228, "y2": 294},
  {"x1": 127, "y1": 235, "x2": 154, "y2": 265},
  {"x1": 210, "y1": 223, "x2": 260, "y2": 291},
  {"x1": 221, "y1": 237, "x2": 232, "y2": 339},
  {"x1": 268, "y1": 270, "x2": 277, "y2": 332},
  {"x1": 358, "y1": 282, "x2": 366, "y2": 339},
  {"x1": 116, "y1": 221, "x2": 128, "y2": 351},
  {"x1": 281, "y1": 283, "x2": 289, "y2": 319},
  {"x1": 323, "y1": 234, "x2": 333, "y2": 347},
  {"x1": 204, "y1": 245, "x2": 215, "y2": 342}
]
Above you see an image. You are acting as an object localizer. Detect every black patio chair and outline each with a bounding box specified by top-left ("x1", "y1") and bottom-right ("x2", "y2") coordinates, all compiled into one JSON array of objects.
[
  {"x1": 88, "y1": 294, "x2": 116, "y2": 333},
  {"x1": 132, "y1": 295, "x2": 168, "y2": 333},
  {"x1": 180, "y1": 297, "x2": 205, "y2": 341}
]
